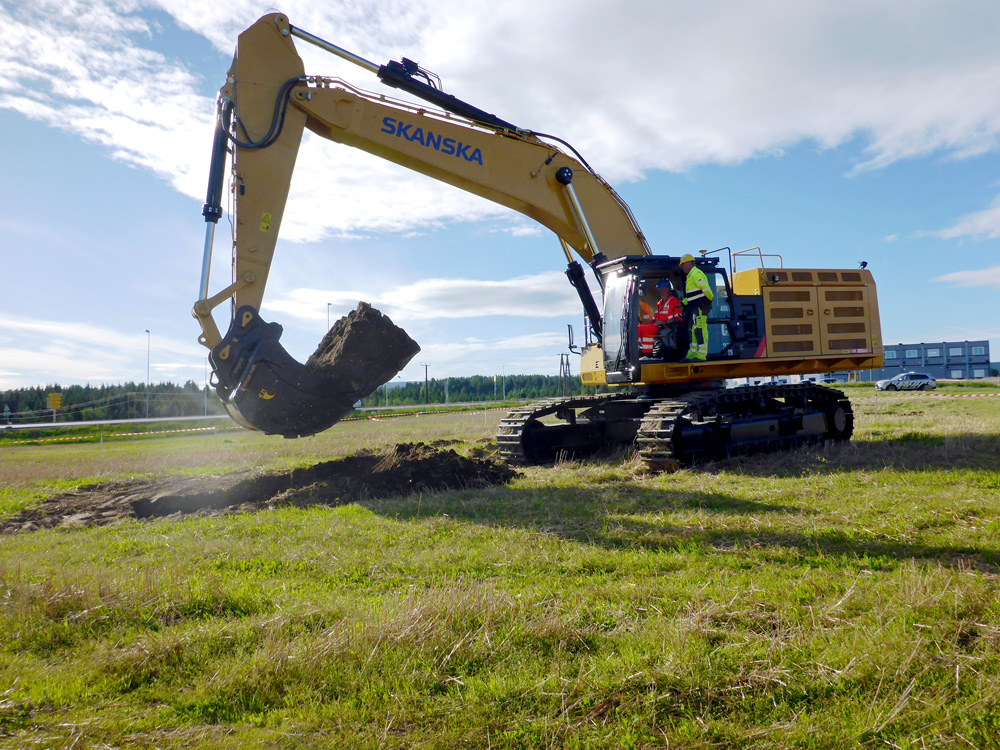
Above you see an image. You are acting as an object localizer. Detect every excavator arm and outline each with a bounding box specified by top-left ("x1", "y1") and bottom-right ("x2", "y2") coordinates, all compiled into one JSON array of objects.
[{"x1": 194, "y1": 13, "x2": 649, "y2": 436}]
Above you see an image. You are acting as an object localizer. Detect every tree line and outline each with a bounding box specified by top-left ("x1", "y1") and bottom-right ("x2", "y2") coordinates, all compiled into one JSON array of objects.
[
  {"x1": 0, "y1": 382, "x2": 223, "y2": 424},
  {"x1": 1, "y1": 374, "x2": 605, "y2": 424},
  {"x1": 361, "y1": 374, "x2": 606, "y2": 408}
]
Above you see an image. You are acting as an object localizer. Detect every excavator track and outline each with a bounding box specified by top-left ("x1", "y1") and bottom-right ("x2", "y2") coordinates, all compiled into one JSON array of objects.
[
  {"x1": 636, "y1": 383, "x2": 853, "y2": 470},
  {"x1": 497, "y1": 384, "x2": 853, "y2": 471},
  {"x1": 496, "y1": 393, "x2": 632, "y2": 465},
  {"x1": 634, "y1": 394, "x2": 705, "y2": 472}
]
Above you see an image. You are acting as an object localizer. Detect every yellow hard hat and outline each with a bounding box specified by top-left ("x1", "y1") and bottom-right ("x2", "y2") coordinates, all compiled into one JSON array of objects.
[{"x1": 679, "y1": 253, "x2": 695, "y2": 264}]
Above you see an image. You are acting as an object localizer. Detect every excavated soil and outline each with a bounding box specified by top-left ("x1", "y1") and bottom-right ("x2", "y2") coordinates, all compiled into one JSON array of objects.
[
  {"x1": 307, "y1": 301, "x2": 420, "y2": 391},
  {"x1": 2, "y1": 442, "x2": 516, "y2": 534},
  {"x1": 240, "y1": 301, "x2": 421, "y2": 438}
]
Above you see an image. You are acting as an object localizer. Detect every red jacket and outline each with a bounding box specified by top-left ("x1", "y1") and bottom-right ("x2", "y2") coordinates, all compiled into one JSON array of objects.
[{"x1": 654, "y1": 296, "x2": 683, "y2": 326}]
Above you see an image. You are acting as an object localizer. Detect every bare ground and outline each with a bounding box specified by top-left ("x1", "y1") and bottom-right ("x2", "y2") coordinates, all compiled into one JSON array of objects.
[{"x1": 1, "y1": 441, "x2": 516, "y2": 534}]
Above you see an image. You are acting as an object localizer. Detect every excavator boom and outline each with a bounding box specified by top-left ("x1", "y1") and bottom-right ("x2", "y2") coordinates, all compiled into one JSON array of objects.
[{"x1": 193, "y1": 13, "x2": 650, "y2": 437}]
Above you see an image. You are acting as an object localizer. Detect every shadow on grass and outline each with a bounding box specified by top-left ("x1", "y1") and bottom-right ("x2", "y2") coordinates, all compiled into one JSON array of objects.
[
  {"x1": 357, "y1": 469, "x2": 1000, "y2": 574},
  {"x1": 699, "y1": 432, "x2": 1000, "y2": 477},
  {"x1": 563, "y1": 511, "x2": 1000, "y2": 573},
  {"x1": 10, "y1": 432, "x2": 997, "y2": 574}
]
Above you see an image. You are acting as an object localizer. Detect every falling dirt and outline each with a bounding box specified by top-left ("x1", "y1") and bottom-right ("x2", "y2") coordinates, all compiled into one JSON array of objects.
[{"x1": 1, "y1": 442, "x2": 516, "y2": 534}]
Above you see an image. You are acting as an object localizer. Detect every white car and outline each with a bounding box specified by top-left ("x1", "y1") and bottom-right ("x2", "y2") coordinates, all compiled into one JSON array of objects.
[{"x1": 875, "y1": 372, "x2": 937, "y2": 391}]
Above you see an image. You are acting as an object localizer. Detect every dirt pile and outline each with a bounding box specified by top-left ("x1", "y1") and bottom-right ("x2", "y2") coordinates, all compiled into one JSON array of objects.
[{"x1": 1, "y1": 442, "x2": 515, "y2": 534}]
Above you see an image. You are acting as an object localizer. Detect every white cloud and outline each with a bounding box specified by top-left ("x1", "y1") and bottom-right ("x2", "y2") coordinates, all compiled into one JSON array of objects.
[
  {"x1": 0, "y1": 315, "x2": 206, "y2": 390},
  {"x1": 932, "y1": 196, "x2": 1000, "y2": 241},
  {"x1": 0, "y1": 1, "x2": 214, "y2": 199},
  {"x1": 5, "y1": 1, "x2": 1000, "y2": 240},
  {"x1": 935, "y1": 264, "x2": 1000, "y2": 289},
  {"x1": 421, "y1": 332, "x2": 566, "y2": 359},
  {"x1": 261, "y1": 271, "x2": 582, "y2": 321}
]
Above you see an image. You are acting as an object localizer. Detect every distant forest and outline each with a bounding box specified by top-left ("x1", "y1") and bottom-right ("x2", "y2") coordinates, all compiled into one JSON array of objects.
[
  {"x1": 1, "y1": 375, "x2": 600, "y2": 423},
  {"x1": 0, "y1": 382, "x2": 223, "y2": 424},
  {"x1": 359, "y1": 374, "x2": 603, "y2": 408}
]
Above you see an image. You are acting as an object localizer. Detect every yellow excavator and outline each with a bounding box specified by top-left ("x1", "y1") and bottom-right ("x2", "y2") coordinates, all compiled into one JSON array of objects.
[{"x1": 194, "y1": 13, "x2": 884, "y2": 470}]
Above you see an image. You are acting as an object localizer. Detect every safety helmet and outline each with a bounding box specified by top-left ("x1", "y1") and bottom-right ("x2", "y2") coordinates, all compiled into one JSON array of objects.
[
  {"x1": 655, "y1": 279, "x2": 672, "y2": 289},
  {"x1": 679, "y1": 253, "x2": 695, "y2": 264}
]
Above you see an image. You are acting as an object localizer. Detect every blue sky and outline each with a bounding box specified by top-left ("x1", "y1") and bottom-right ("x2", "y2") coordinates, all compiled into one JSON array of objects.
[{"x1": 2, "y1": 0, "x2": 999, "y2": 391}]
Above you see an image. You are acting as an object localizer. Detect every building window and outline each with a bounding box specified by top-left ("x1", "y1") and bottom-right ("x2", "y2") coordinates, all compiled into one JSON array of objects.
[
  {"x1": 973, "y1": 369, "x2": 986, "y2": 378},
  {"x1": 949, "y1": 347, "x2": 963, "y2": 356},
  {"x1": 973, "y1": 346, "x2": 985, "y2": 356},
  {"x1": 885, "y1": 351, "x2": 897, "y2": 359},
  {"x1": 926, "y1": 348, "x2": 940, "y2": 357},
  {"x1": 906, "y1": 349, "x2": 919, "y2": 358},
  {"x1": 951, "y1": 370, "x2": 963, "y2": 379}
]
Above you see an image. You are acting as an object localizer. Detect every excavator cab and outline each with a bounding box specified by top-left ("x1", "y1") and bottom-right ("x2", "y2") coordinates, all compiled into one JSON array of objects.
[{"x1": 596, "y1": 255, "x2": 762, "y2": 384}]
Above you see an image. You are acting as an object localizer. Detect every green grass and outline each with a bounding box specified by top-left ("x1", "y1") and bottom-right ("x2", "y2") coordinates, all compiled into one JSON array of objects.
[{"x1": 1, "y1": 394, "x2": 1000, "y2": 747}]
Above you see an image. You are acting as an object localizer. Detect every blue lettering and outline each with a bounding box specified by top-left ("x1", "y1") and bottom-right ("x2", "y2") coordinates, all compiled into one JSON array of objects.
[{"x1": 383, "y1": 120, "x2": 483, "y2": 166}]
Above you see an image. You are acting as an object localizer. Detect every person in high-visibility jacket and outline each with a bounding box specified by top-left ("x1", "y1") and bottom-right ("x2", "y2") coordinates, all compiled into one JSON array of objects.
[
  {"x1": 679, "y1": 253, "x2": 714, "y2": 362},
  {"x1": 652, "y1": 278, "x2": 684, "y2": 359}
]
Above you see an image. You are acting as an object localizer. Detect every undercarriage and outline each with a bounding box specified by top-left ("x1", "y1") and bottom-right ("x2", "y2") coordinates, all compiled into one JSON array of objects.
[{"x1": 496, "y1": 383, "x2": 853, "y2": 471}]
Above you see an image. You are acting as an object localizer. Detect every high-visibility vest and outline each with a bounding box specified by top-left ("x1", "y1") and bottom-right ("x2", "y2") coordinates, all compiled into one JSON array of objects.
[
  {"x1": 655, "y1": 296, "x2": 683, "y2": 326},
  {"x1": 684, "y1": 266, "x2": 714, "y2": 309},
  {"x1": 638, "y1": 323, "x2": 658, "y2": 355}
]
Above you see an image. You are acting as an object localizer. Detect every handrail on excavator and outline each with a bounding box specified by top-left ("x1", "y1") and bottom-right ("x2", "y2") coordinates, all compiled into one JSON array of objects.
[{"x1": 732, "y1": 246, "x2": 784, "y2": 273}]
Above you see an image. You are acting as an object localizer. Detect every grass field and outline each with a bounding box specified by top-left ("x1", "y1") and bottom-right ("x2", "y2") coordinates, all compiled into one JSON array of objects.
[{"x1": 1, "y1": 387, "x2": 1000, "y2": 748}]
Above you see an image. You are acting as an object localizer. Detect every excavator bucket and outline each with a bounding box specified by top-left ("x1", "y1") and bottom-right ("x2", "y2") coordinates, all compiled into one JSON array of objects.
[{"x1": 211, "y1": 304, "x2": 419, "y2": 438}]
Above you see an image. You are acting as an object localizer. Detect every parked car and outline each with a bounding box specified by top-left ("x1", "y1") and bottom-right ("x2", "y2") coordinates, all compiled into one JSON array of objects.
[
  {"x1": 801, "y1": 375, "x2": 843, "y2": 386},
  {"x1": 875, "y1": 372, "x2": 937, "y2": 391}
]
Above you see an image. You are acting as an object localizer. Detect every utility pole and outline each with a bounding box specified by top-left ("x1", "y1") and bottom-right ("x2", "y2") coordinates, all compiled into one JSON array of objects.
[
  {"x1": 145, "y1": 329, "x2": 151, "y2": 419},
  {"x1": 559, "y1": 353, "x2": 571, "y2": 396},
  {"x1": 422, "y1": 363, "x2": 430, "y2": 404}
]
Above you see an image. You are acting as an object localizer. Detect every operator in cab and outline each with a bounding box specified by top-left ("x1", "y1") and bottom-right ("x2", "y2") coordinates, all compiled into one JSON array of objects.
[
  {"x1": 636, "y1": 293, "x2": 656, "y2": 357},
  {"x1": 652, "y1": 279, "x2": 684, "y2": 360},
  {"x1": 679, "y1": 254, "x2": 714, "y2": 362}
]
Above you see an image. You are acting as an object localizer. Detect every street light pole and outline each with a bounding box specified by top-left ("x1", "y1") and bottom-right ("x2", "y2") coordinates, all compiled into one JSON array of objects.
[{"x1": 145, "y1": 329, "x2": 150, "y2": 419}]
